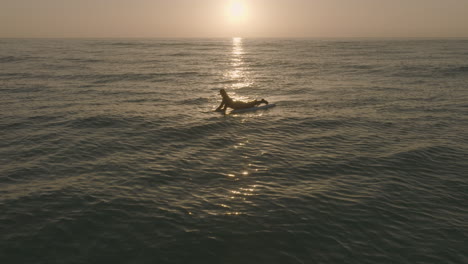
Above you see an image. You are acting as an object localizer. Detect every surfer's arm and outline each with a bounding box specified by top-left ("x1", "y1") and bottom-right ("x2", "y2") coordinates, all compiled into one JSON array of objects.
[{"x1": 215, "y1": 101, "x2": 226, "y2": 111}]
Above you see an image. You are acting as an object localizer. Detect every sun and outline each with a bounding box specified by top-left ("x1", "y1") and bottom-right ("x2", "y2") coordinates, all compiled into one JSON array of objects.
[
  {"x1": 227, "y1": 1, "x2": 248, "y2": 22},
  {"x1": 230, "y1": 2, "x2": 245, "y2": 17}
]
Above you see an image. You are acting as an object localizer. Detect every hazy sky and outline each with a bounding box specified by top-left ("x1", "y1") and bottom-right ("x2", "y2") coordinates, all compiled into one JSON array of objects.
[{"x1": 1, "y1": 0, "x2": 468, "y2": 38}]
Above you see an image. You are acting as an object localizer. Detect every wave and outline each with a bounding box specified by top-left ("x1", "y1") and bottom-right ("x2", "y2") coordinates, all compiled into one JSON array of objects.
[
  {"x1": 64, "y1": 58, "x2": 103, "y2": 63},
  {"x1": 65, "y1": 115, "x2": 153, "y2": 129},
  {"x1": 0, "y1": 71, "x2": 206, "y2": 83},
  {"x1": 279, "y1": 117, "x2": 348, "y2": 131},
  {"x1": 0, "y1": 55, "x2": 42, "y2": 63},
  {"x1": 153, "y1": 120, "x2": 233, "y2": 144},
  {"x1": 168, "y1": 52, "x2": 195, "y2": 57},
  {"x1": 0, "y1": 56, "x2": 25, "y2": 63},
  {"x1": 106, "y1": 41, "x2": 146, "y2": 47},
  {"x1": 443, "y1": 65, "x2": 468, "y2": 76},
  {"x1": 181, "y1": 97, "x2": 210, "y2": 105},
  {"x1": 382, "y1": 145, "x2": 467, "y2": 171},
  {"x1": 383, "y1": 63, "x2": 468, "y2": 78}
]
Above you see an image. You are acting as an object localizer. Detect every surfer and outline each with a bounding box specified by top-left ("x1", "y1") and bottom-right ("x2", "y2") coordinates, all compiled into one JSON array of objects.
[{"x1": 215, "y1": 89, "x2": 268, "y2": 112}]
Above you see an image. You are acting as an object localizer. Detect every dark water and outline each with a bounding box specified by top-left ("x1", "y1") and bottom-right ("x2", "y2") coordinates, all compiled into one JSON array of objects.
[{"x1": 1, "y1": 38, "x2": 467, "y2": 264}]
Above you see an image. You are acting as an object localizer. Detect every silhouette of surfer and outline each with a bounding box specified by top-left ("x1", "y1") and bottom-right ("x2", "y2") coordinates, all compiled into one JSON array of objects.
[{"x1": 215, "y1": 89, "x2": 268, "y2": 113}]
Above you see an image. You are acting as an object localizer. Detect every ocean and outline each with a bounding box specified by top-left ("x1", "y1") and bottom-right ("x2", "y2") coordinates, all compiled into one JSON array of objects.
[{"x1": 1, "y1": 38, "x2": 467, "y2": 264}]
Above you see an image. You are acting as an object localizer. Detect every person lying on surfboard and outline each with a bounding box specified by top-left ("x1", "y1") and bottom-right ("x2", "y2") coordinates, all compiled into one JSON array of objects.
[{"x1": 215, "y1": 89, "x2": 268, "y2": 112}]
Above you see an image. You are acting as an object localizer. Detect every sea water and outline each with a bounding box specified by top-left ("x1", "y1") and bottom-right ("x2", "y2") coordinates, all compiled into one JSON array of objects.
[{"x1": 1, "y1": 38, "x2": 467, "y2": 264}]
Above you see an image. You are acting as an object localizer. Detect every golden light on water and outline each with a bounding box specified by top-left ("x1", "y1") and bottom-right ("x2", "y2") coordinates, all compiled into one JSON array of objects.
[{"x1": 224, "y1": 37, "x2": 253, "y2": 90}]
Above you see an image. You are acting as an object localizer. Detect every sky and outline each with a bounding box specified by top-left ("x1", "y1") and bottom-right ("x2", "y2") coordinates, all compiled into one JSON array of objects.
[{"x1": 1, "y1": 0, "x2": 468, "y2": 38}]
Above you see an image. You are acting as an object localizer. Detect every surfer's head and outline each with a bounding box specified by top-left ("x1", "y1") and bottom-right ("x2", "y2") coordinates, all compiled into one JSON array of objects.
[{"x1": 220, "y1": 89, "x2": 228, "y2": 99}]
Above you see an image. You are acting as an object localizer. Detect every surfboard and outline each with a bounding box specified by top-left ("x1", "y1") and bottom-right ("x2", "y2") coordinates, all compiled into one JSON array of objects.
[{"x1": 230, "y1": 104, "x2": 276, "y2": 114}]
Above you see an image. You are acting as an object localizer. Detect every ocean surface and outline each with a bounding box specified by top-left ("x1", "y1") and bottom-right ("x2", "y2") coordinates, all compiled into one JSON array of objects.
[{"x1": 1, "y1": 38, "x2": 467, "y2": 264}]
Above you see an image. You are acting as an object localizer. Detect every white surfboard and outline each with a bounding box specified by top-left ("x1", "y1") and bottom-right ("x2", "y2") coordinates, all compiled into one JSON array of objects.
[{"x1": 230, "y1": 104, "x2": 276, "y2": 114}]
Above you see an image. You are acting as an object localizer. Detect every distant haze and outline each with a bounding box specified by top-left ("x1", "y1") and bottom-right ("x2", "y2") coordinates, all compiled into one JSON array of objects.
[{"x1": 1, "y1": 0, "x2": 468, "y2": 38}]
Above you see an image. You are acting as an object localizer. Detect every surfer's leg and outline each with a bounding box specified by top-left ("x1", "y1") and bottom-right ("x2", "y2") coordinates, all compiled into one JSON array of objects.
[
  {"x1": 246, "y1": 101, "x2": 259, "y2": 108},
  {"x1": 254, "y1": 99, "x2": 268, "y2": 106}
]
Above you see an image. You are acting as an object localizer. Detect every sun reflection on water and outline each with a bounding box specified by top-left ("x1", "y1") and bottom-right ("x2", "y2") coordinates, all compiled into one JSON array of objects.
[
  {"x1": 219, "y1": 40, "x2": 267, "y2": 215},
  {"x1": 232, "y1": 37, "x2": 243, "y2": 53},
  {"x1": 224, "y1": 37, "x2": 253, "y2": 90}
]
